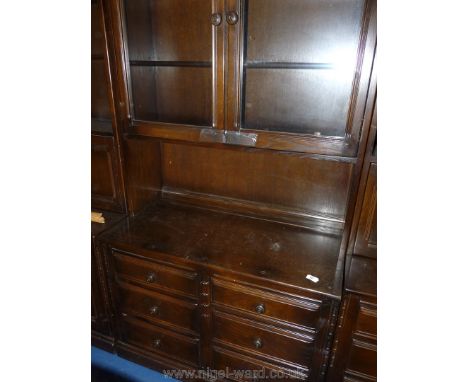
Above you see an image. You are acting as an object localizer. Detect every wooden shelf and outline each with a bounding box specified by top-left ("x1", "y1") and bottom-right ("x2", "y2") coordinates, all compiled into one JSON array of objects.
[
  {"x1": 346, "y1": 256, "x2": 377, "y2": 301},
  {"x1": 244, "y1": 62, "x2": 335, "y2": 70},
  {"x1": 129, "y1": 60, "x2": 211, "y2": 68},
  {"x1": 91, "y1": 118, "x2": 113, "y2": 136},
  {"x1": 91, "y1": 209, "x2": 125, "y2": 239}
]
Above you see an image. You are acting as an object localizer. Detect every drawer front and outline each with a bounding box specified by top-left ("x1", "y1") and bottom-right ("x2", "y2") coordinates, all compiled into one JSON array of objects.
[
  {"x1": 326, "y1": 295, "x2": 377, "y2": 382},
  {"x1": 345, "y1": 304, "x2": 377, "y2": 380},
  {"x1": 355, "y1": 305, "x2": 377, "y2": 338},
  {"x1": 112, "y1": 250, "x2": 199, "y2": 298},
  {"x1": 120, "y1": 317, "x2": 200, "y2": 367},
  {"x1": 212, "y1": 346, "x2": 307, "y2": 381},
  {"x1": 117, "y1": 281, "x2": 199, "y2": 333},
  {"x1": 213, "y1": 311, "x2": 315, "y2": 369},
  {"x1": 212, "y1": 278, "x2": 321, "y2": 329},
  {"x1": 346, "y1": 340, "x2": 377, "y2": 380}
]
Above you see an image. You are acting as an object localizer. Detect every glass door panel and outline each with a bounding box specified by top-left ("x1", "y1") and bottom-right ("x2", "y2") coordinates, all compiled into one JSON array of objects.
[
  {"x1": 241, "y1": 0, "x2": 366, "y2": 137},
  {"x1": 91, "y1": 0, "x2": 113, "y2": 134},
  {"x1": 91, "y1": 0, "x2": 106, "y2": 57},
  {"x1": 123, "y1": 0, "x2": 214, "y2": 127},
  {"x1": 91, "y1": 59, "x2": 112, "y2": 120},
  {"x1": 245, "y1": 69, "x2": 354, "y2": 136}
]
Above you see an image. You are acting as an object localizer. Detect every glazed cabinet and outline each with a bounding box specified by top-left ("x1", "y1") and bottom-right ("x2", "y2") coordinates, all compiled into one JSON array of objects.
[
  {"x1": 92, "y1": 1, "x2": 378, "y2": 381},
  {"x1": 111, "y1": 0, "x2": 376, "y2": 156}
]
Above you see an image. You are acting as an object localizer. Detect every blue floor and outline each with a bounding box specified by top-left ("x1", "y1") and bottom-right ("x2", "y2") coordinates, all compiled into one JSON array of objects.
[{"x1": 91, "y1": 346, "x2": 180, "y2": 382}]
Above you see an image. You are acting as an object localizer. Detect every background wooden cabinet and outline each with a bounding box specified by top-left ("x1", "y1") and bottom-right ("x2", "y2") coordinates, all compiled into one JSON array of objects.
[
  {"x1": 91, "y1": 0, "x2": 126, "y2": 213},
  {"x1": 328, "y1": 82, "x2": 377, "y2": 381},
  {"x1": 91, "y1": 0, "x2": 127, "y2": 348},
  {"x1": 327, "y1": 295, "x2": 377, "y2": 382}
]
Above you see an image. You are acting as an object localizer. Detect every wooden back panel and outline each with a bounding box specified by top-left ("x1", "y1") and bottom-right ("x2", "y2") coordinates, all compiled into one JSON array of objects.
[{"x1": 160, "y1": 143, "x2": 353, "y2": 227}]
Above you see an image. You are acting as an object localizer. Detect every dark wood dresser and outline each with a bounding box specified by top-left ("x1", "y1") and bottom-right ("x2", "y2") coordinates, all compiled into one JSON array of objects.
[
  {"x1": 97, "y1": 200, "x2": 343, "y2": 380},
  {"x1": 91, "y1": 0, "x2": 377, "y2": 380}
]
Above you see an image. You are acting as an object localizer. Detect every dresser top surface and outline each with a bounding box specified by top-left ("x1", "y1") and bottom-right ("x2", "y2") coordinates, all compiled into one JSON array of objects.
[
  {"x1": 100, "y1": 200, "x2": 344, "y2": 298},
  {"x1": 346, "y1": 256, "x2": 377, "y2": 302},
  {"x1": 91, "y1": 209, "x2": 126, "y2": 238}
]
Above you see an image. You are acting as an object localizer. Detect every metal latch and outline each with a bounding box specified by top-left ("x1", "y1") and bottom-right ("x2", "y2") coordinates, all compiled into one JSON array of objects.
[{"x1": 199, "y1": 128, "x2": 257, "y2": 147}]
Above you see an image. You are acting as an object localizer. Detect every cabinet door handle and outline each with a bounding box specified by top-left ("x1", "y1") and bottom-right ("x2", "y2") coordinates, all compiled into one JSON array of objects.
[
  {"x1": 146, "y1": 272, "x2": 157, "y2": 283},
  {"x1": 226, "y1": 11, "x2": 239, "y2": 25},
  {"x1": 211, "y1": 12, "x2": 222, "y2": 26},
  {"x1": 149, "y1": 305, "x2": 159, "y2": 315}
]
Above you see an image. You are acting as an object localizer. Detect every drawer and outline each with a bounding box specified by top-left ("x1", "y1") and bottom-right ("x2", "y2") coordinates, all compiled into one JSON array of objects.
[
  {"x1": 355, "y1": 305, "x2": 377, "y2": 339},
  {"x1": 212, "y1": 278, "x2": 321, "y2": 329},
  {"x1": 120, "y1": 317, "x2": 200, "y2": 367},
  {"x1": 212, "y1": 345, "x2": 307, "y2": 381},
  {"x1": 213, "y1": 311, "x2": 315, "y2": 369},
  {"x1": 112, "y1": 250, "x2": 199, "y2": 298},
  {"x1": 116, "y1": 281, "x2": 199, "y2": 334},
  {"x1": 346, "y1": 339, "x2": 377, "y2": 380}
]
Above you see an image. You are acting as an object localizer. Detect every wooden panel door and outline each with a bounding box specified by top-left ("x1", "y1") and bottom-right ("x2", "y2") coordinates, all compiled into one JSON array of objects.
[
  {"x1": 120, "y1": 0, "x2": 224, "y2": 130},
  {"x1": 354, "y1": 162, "x2": 377, "y2": 257},
  {"x1": 353, "y1": 93, "x2": 377, "y2": 258},
  {"x1": 92, "y1": 0, "x2": 114, "y2": 134},
  {"x1": 227, "y1": 0, "x2": 377, "y2": 155},
  {"x1": 91, "y1": 134, "x2": 126, "y2": 212}
]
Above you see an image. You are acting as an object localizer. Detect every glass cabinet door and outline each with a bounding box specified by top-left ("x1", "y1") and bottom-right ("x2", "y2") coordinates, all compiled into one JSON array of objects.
[
  {"x1": 240, "y1": 0, "x2": 367, "y2": 138},
  {"x1": 123, "y1": 0, "x2": 215, "y2": 128},
  {"x1": 92, "y1": 0, "x2": 114, "y2": 134}
]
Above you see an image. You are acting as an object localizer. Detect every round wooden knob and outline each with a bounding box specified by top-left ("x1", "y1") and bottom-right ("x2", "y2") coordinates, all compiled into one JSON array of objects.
[
  {"x1": 211, "y1": 13, "x2": 222, "y2": 26},
  {"x1": 226, "y1": 11, "x2": 239, "y2": 25},
  {"x1": 152, "y1": 338, "x2": 161, "y2": 348},
  {"x1": 146, "y1": 272, "x2": 156, "y2": 283},
  {"x1": 253, "y1": 337, "x2": 263, "y2": 349},
  {"x1": 255, "y1": 303, "x2": 265, "y2": 314}
]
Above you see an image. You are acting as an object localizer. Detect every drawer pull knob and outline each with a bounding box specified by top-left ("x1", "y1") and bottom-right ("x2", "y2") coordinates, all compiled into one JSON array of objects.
[
  {"x1": 255, "y1": 303, "x2": 265, "y2": 314},
  {"x1": 146, "y1": 272, "x2": 157, "y2": 283},
  {"x1": 152, "y1": 338, "x2": 161, "y2": 348},
  {"x1": 149, "y1": 305, "x2": 159, "y2": 315},
  {"x1": 253, "y1": 338, "x2": 263, "y2": 349}
]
